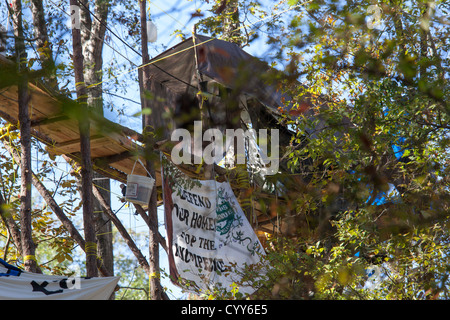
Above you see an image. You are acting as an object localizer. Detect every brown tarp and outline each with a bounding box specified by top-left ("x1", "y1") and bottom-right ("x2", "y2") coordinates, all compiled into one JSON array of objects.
[
  {"x1": 147, "y1": 34, "x2": 286, "y2": 112},
  {"x1": 146, "y1": 34, "x2": 338, "y2": 143}
]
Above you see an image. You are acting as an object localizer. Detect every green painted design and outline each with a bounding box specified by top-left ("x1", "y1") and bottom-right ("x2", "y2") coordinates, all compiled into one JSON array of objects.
[{"x1": 216, "y1": 200, "x2": 235, "y2": 236}]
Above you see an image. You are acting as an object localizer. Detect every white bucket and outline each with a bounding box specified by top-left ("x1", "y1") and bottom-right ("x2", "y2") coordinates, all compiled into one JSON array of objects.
[{"x1": 125, "y1": 174, "x2": 155, "y2": 206}]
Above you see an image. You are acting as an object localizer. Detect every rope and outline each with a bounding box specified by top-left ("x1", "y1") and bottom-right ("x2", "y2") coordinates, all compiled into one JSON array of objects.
[
  {"x1": 85, "y1": 241, "x2": 98, "y2": 258},
  {"x1": 131, "y1": 157, "x2": 154, "y2": 179},
  {"x1": 23, "y1": 255, "x2": 36, "y2": 262},
  {"x1": 85, "y1": 241, "x2": 104, "y2": 270}
]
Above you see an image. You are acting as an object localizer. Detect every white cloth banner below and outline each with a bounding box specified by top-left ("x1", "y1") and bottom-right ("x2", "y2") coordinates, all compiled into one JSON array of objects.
[
  {"x1": 0, "y1": 259, "x2": 120, "y2": 300},
  {"x1": 162, "y1": 155, "x2": 265, "y2": 295}
]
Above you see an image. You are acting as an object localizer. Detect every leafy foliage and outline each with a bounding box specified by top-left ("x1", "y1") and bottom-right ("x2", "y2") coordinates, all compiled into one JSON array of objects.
[{"x1": 195, "y1": 0, "x2": 450, "y2": 299}]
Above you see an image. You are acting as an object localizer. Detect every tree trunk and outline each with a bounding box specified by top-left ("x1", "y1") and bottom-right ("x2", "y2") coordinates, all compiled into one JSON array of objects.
[
  {"x1": 69, "y1": 0, "x2": 97, "y2": 277},
  {"x1": 139, "y1": 0, "x2": 163, "y2": 300},
  {"x1": 80, "y1": 0, "x2": 115, "y2": 284},
  {"x1": 29, "y1": 0, "x2": 58, "y2": 90},
  {"x1": 11, "y1": 0, "x2": 39, "y2": 273}
]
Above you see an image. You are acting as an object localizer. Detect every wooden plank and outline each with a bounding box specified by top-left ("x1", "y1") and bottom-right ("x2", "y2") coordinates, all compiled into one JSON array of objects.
[
  {"x1": 110, "y1": 158, "x2": 148, "y2": 176},
  {"x1": 93, "y1": 151, "x2": 134, "y2": 165},
  {"x1": 28, "y1": 86, "x2": 62, "y2": 117},
  {"x1": 47, "y1": 134, "x2": 105, "y2": 155},
  {"x1": 31, "y1": 114, "x2": 70, "y2": 127},
  {"x1": 33, "y1": 118, "x2": 80, "y2": 142}
]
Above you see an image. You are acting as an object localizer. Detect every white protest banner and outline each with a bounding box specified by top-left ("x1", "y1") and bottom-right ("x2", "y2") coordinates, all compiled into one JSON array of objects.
[
  {"x1": 0, "y1": 258, "x2": 120, "y2": 300},
  {"x1": 162, "y1": 155, "x2": 264, "y2": 295}
]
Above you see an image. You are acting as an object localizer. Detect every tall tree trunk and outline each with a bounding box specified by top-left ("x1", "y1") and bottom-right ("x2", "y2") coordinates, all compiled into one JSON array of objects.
[
  {"x1": 80, "y1": 0, "x2": 115, "y2": 283},
  {"x1": 29, "y1": 0, "x2": 58, "y2": 90},
  {"x1": 11, "y1": 0, "x2": 39, "y2": 273},
  {"x1": 139, "y1": 0, "x2": 163, "y2": 300},
  {"x1": 69, "y1": 0, "x2": 97, "y2": 277}
]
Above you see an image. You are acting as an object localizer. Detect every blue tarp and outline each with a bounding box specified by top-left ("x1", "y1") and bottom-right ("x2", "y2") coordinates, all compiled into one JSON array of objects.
[{"x1": 0, "y1": 258, "x2": 22, "y2": 277}]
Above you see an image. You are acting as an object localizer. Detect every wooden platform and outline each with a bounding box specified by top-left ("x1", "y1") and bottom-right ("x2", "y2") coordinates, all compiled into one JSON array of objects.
[{"x1": 0, "y1": 55, "x2": 154, "y2": 185}]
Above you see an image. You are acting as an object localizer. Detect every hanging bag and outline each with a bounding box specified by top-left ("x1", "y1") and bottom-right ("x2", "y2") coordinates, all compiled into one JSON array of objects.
[{"x1": 125, "y1": 158, "x2": 155, "y2": 206}]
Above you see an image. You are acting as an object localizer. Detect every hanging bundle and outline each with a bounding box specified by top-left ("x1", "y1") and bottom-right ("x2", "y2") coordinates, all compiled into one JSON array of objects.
[
  {"x1": 125, "y1": 158, "x2": 155, "y2": 206},
  {"x1": 147, "y1": 20, "x2": 157, "y2": 43}
]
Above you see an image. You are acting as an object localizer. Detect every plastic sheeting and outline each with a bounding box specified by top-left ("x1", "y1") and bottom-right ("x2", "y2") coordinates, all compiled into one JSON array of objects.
[
  {"x1": 148, "y1": 34, "x2": 285, "y2": 111},
  {"x1": 0, "y1": 259, "x2": 119, "y2": 300}
]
